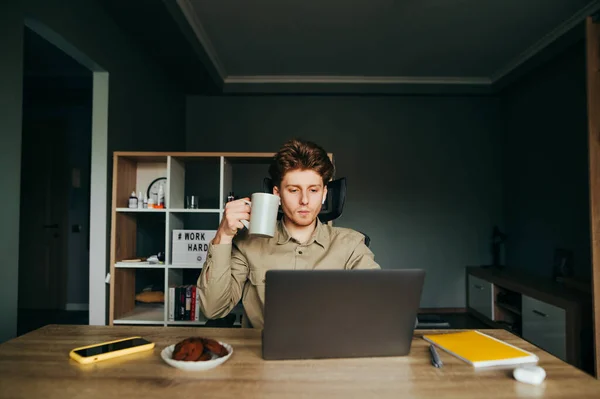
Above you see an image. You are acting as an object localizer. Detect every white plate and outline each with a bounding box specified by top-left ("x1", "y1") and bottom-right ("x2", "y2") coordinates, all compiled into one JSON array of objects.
[{"x1": 160, "y1": 341, "x2": 233, "y2": 371}]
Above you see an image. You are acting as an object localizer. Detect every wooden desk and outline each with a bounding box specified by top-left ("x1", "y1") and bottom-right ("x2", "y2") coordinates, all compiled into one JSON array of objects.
[{"x1": 0, "y1": 325, "x2": 598, "y2": 399}]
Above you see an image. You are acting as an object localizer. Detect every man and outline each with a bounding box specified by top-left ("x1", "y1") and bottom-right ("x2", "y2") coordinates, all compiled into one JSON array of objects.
[{"x1": 197, "y1": 138, "x2": 380, "y2": 328}]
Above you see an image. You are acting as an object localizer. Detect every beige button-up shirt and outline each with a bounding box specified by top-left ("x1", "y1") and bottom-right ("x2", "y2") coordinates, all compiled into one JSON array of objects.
[{"x1": 197, "y1": 219, "x2": 380, "y2": 329}]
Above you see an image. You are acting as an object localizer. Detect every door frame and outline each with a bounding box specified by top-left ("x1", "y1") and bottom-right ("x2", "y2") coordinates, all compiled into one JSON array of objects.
[
  {"x1": 24, "y1": 19, "x2": 109, "y2": 325},
  {"x1": 586, "y1": 15, "x2": 600, "y2": 379}
]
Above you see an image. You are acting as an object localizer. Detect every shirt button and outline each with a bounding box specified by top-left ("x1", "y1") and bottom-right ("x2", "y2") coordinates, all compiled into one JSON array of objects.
[
  {"x1": 262, "y1": 279, "x2": 266, "y2": 283},
  {"x1": 298, "y1": 251, "x2": 303, "y2": 255}
]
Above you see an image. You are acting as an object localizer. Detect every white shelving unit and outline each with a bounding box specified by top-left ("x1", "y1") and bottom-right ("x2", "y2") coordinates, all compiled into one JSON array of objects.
[
  {"x1": 116, "y1": 208, "x2": 167, "y2": 213},
  {"x1": 113, "y1": 303, "x2": 165, "y2": 325},
  {"x1": 114, "y1": 262, "x2": 162, "y2": 269},
  {"x1": 167, "y1": 209, "x2": 221, "y2": 213},
  {"x1": 109, "y1": 152, "x2": 282, "y2": 326}
]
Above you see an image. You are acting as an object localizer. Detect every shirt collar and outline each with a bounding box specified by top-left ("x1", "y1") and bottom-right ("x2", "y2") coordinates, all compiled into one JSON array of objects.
[{"x1": 276, "y1": 218, "x2": 329, "y2": 249}]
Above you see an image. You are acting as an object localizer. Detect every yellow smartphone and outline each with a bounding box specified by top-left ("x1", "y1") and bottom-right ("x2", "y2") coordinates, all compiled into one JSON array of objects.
[{"x1": 69, "y1": 336, "x2": 155, "y2": 364}]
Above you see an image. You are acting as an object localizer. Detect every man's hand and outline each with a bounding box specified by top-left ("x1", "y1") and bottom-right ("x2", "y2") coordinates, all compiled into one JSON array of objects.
[{"x1": 212, "y1": 198, "x2": 250, "y2": 245}]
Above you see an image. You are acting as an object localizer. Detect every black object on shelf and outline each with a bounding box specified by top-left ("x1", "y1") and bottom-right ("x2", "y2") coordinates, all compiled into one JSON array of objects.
[
  {"x1": 553, "y1": 248, "x2": 574, "y2": 283},
  {"x1": 491, "y1": 226, "x2": 507, "y2": 269}
]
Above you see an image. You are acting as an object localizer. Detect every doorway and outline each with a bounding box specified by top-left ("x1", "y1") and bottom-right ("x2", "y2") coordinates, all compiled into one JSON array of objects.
[{"x1": 17, "y1": 27, "x2": 93, "y2": 334}]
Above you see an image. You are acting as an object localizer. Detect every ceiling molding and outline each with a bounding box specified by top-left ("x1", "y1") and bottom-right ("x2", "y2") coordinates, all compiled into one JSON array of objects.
[
  {"x1": 223, "y1": 76, "x2": 493, "y2": 95},
  {"x1": 225, "y1": 75, "x2": 491, "y2": 85},
  {"x1": 490, "y1": 0, "x2": 600, "y2": 84},
  {"x1": 222, "y1": 76, "x2": 493, "y2": 95},
  {"x1": 175, "y1": 0, "x2": 228, "y2": 81}
]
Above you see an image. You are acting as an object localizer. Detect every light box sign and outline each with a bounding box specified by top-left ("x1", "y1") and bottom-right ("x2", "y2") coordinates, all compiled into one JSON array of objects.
[{"x1": 172, "y1": 230, "x2": 217, "y2": 265}]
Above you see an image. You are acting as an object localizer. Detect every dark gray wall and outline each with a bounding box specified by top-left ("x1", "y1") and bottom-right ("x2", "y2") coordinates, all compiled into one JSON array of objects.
[
  {"x1": 186, "y1": 95, "x2": 503, "y2": 307},
  {"x1": 0, "y1": 2, "x2": 25, "y2": 344},
  {"x1": 0, "y1": 0, "x2": 187, "y2": 342},
  {"x1": 500, "y1": 40, "x2": 591, "y2": 280}
]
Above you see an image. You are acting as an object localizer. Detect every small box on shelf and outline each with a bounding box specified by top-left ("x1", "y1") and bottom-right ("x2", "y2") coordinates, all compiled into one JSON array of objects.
[
  {"x1": 171, "y1": 229, "x2": 216, "y2": 266},
  {"x1": 167, "y1": 212, "x2": 218, "y2": 266}
]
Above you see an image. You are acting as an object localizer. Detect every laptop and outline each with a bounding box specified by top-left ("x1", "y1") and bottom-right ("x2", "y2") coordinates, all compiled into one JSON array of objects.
[{"x1": 261, "y1": 269, "x2": 425, "y2": 360}]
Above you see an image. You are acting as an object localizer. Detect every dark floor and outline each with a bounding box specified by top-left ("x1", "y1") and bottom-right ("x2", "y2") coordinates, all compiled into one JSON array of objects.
[
  {"x1": 16, "y1": 309, "x2": 486, "y2": 337},
  {"x1": 17, "y1": 309, "x2": 89, "y2": 336}
]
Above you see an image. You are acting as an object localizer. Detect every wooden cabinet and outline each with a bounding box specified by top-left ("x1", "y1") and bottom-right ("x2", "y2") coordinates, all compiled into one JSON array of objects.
[
  {"x1": 522, "y1": 294, "x2": 566, "y2": 361},
  {"x1": 467, "y1": 275, "x2": 494, "y2": 320},
  {"x1": 466, "y1": 266, "x2": 590, "y2": 370}
]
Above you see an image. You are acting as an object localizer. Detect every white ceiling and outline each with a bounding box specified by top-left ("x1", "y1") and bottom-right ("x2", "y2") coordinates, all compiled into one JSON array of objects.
[{"x1": 176, "y1": 0, "x2": 600, "y2": 93}]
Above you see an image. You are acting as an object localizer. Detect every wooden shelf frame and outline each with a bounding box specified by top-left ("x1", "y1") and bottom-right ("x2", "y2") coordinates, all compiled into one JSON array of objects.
[
  {"x1": 109, "y1": 151, "x2": 334, "y2": 326},
  {"x1": 586, "y1": 16, "x2": 600, "y2": 379}
]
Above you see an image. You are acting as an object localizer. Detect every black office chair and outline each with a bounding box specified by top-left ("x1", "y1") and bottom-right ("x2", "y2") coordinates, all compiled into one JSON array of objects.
[{"x1": 262, "y1": 177, "x2": 370, "y2": 247}]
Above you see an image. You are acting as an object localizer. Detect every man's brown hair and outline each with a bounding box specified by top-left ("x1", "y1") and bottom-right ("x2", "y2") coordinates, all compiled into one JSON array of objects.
[{"x1": 269, "y1": 138, "x2": 334, "y2": 187}]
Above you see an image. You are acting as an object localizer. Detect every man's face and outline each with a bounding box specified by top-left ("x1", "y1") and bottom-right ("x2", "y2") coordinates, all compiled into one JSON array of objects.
[{"x1": 273, "y1": 169, "x2": 327, "y2": 228}]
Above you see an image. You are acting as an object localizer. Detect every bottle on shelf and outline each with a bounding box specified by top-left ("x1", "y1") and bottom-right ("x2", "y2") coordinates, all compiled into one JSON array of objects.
[
  {"x1": 128, "y1": 191, "x2": 138, "y2": 209},
  {"x1": 137, "y1": 191, "x2": 143, "y2": 209},
  {"x1": 157, "y1": 184, "x2": 165, "y2": 209}
]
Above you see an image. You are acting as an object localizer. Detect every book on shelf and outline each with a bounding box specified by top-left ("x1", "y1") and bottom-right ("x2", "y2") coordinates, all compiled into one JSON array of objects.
[{"x1": 168, "y1": 285, "x2": 201, "y2": 321}]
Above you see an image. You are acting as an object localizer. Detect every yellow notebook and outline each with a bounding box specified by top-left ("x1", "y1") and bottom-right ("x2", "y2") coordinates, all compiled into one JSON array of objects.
[{"x1": 423, "y1": 330, "x2": 539, "y2": 368}]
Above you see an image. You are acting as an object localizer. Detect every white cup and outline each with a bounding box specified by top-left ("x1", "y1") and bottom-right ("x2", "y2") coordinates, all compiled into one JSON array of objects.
[{"x1": 241, "y1": 193, "x2": 280, "y2": 237}]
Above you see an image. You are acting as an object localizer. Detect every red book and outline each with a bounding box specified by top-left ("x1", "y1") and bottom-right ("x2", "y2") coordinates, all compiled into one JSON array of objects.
[{"x1": 191, "y1": 286, "x2": 196, "y2": 321}]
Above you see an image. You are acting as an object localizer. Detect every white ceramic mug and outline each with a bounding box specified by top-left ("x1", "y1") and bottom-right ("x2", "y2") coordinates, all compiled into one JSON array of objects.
[{"x1": 241, "y1": 193, "x2": 280, "y2": 237}]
